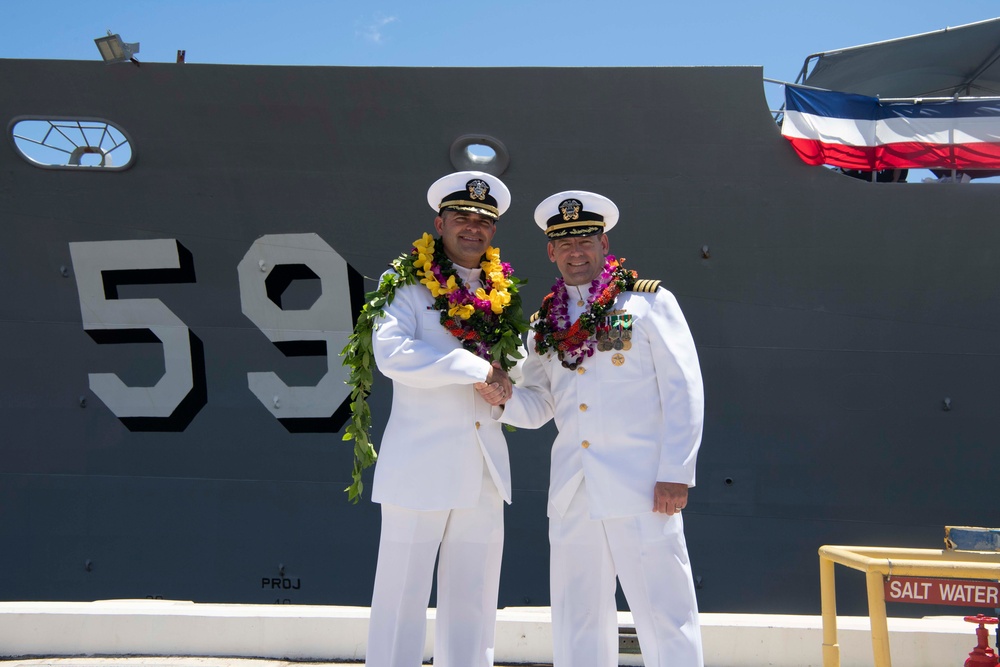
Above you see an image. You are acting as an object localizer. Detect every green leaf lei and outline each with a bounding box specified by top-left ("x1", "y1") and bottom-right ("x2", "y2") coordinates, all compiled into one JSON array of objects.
[{"x1": 339, "y1": 237, "x2": 527, "y2": 503}]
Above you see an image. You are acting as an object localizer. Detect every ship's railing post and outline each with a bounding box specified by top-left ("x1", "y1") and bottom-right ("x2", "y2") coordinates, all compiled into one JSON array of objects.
[
  {"x1": 820, "y1": 552, "x2": 841, "y2": 667},
  {"x1": 865, "y1": 569, "x2": 892, "y2": 667}
]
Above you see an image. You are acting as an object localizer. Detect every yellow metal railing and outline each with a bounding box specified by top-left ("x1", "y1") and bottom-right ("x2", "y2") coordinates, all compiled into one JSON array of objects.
[{"x1": 819, "y1": 545, "x2": 1000, "y2": 667}]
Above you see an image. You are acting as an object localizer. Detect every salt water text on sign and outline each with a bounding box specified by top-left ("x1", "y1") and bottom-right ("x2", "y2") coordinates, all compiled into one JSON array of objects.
[{"x1": 884, "y1": 577, "x2": 1000, "y2": 607}]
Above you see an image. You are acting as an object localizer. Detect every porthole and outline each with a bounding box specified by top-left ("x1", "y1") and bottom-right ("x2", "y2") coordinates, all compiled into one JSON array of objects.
[
  {"x1": 466, "y1": 144, "x2": 496, "y2": 164},
  {"x1": 9, "y1": 117, "x2": 134, "y2": 171},
  {"x1": 449, "y1": 134, "x2": 509, "y2": 175}
]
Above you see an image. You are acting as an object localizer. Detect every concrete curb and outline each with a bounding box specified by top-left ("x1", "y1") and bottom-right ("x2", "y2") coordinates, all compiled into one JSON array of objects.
[{"x1": 0, "y1": 600, "x2": 981, "y2": 667}]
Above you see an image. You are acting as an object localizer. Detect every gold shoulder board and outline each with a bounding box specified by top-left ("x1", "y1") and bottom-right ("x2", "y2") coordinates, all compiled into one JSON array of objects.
[
  {"x1": 632, "y1": 279, "x2": 661, "y2": 293},
  {"x1": 529, "y1": 310, "x2": 541, "y2": 324}
]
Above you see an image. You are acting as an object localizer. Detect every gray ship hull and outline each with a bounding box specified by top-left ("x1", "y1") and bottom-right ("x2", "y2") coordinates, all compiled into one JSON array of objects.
[{"x1": 1, "y1": 59, "x2": 996, "y2": 615}]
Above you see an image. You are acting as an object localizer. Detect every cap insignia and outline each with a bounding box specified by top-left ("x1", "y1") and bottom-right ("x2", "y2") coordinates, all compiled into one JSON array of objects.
[
  {"x1": 467, "y1": 179, "x2": 490, "y2": 201},
  {"x1": 559, "y1": 199, "x2": 582, "y2": 221}
]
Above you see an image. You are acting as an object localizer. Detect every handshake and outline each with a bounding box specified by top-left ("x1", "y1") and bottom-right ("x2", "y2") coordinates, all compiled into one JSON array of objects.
[{"x1": 474, "y1": 362, "x2": 513, "y2": 406}]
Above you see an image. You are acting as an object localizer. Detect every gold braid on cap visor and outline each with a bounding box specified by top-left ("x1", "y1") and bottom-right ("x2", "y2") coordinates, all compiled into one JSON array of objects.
[
  {"x1": 439, "y1": 198, "x2": 500, "y2": 217},
  {"x1": 545, "y1": 220, "x2": 606, "y2": 235}
]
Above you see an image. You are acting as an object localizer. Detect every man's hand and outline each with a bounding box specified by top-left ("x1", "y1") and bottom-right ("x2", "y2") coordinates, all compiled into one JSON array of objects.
[
  {"x1": 653, "y1": 482, "x2": 688, "y2": 515},
  {"x1": 474, "y1": 362, "x2": 512, "y2": 406}
]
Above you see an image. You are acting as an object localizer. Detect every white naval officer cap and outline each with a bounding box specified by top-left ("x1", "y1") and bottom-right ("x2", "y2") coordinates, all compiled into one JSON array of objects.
[
  {"x1": 534, "y1": 190, "x2": 619, "y2": 238},
  {"x1": 426, "y1": 171, "x2": 511, "y2": 221}
]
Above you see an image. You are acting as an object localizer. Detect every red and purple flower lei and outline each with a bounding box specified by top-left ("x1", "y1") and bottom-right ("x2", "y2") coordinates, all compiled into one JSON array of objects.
[{"x1": 533, "y1": 256, "x2": 637, "y2": 370}]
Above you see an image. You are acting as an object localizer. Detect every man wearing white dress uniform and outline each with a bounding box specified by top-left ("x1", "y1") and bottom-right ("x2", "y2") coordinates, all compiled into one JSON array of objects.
[
  {"x1": 487, "y1": 190, "x2": 705, "y2": 667},
  {"x1": 364, "y1": 171, "x2": 521, "y2": 667}
]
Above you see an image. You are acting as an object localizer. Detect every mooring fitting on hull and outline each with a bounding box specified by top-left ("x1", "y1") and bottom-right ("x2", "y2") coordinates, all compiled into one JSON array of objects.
[{"x1": 964, "y1": 614, "x2": 999, "y2": 667}]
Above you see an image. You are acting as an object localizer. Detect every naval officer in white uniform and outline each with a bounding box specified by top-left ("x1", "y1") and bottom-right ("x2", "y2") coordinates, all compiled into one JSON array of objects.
[
  {"x1": 489, "y1": 190, "x2": 705, "y2": 667},
  {"x1": 364, "y1": 171, "x2": 520, "y2": 667}
]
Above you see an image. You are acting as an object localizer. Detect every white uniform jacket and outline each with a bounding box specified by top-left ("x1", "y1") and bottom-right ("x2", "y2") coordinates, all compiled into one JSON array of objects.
[
  {"x1": 501, "y1": 286, "x2": 703, "y2": 519},
  {"x1": 371, "y1": 273, "x2": 514, "y2": 511}
]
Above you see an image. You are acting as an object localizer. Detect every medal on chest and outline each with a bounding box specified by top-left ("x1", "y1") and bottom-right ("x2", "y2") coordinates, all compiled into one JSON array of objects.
[{"x1": 597, "y1": 313, "x2": 633, "y2": 352}]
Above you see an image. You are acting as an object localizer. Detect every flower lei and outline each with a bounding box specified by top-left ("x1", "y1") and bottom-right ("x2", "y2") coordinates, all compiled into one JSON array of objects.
[
  {"x1": 340, "y1": 234, "x2": 526, "y2": 502},
  {"x1": 412, "y1": 233, "x2": 526, "y2": 365},
  {"x1": 533, "y1": 255, "x2": 637, "y2": 370}
]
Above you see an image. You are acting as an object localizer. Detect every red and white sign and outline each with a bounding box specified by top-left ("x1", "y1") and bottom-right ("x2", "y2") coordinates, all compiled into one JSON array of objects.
[{"x1": 884, "y1": 577, "x2": 1000, "y2": 607}]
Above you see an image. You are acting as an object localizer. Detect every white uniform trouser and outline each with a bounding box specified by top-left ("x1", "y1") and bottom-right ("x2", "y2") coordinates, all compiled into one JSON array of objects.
[
  {"x1": 549, "y1": 480, "x2": 703, "y2": 667},
  {"x1": 365, "y1": 467, "x2": 504, "y2": 667}
]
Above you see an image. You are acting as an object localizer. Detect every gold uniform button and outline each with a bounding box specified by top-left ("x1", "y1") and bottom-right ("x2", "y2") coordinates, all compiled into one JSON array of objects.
[
  {"x1": 577, "y1": 367, "x2": 586, "y2": 374},
  {"x1": 581, "y1": 440, "x2": 590, "y2": 449},
  {"x1": 475, "y1": 421, "x2": 481, "y2": 429},
  {"x1": 579, "y1": 404, "x2": 588, "y2": 411}
]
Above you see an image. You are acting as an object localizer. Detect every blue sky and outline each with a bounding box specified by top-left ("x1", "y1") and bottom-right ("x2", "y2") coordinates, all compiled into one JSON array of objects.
[{"x1": 5, "y1": 2, "x2": 999, "y2": 79}]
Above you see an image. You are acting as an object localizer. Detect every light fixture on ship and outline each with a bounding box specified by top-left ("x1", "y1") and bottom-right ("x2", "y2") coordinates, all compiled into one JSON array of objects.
[{"x1": 94, "y1": 31, "x2": 140, "y2": 66}]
